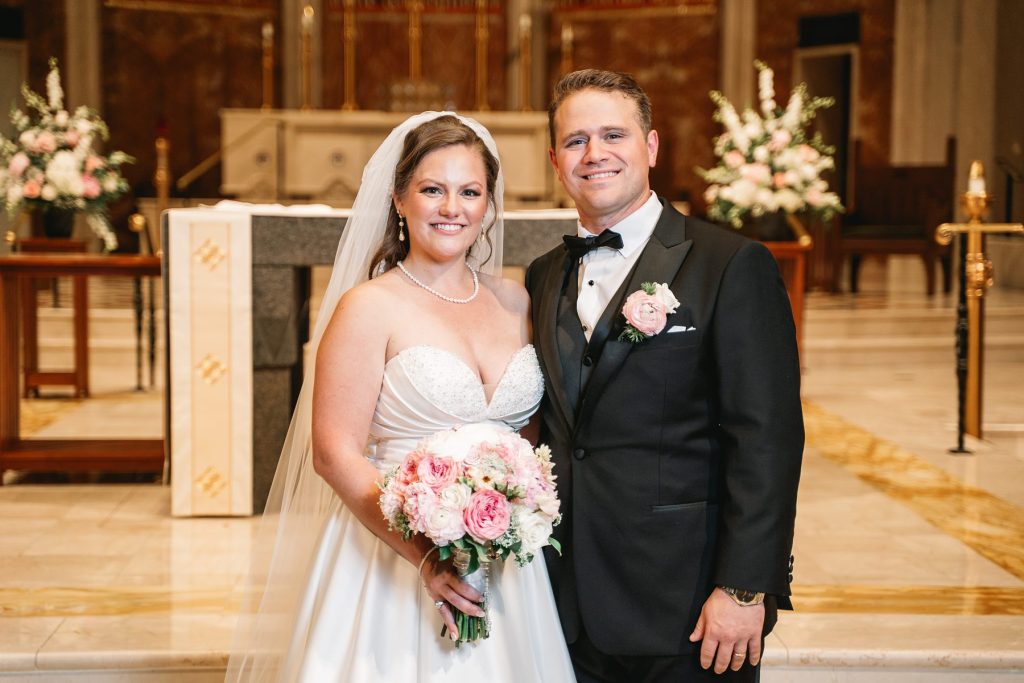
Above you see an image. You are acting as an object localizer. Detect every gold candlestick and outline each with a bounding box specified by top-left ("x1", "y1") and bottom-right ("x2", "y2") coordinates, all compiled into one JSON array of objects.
[
  {"x1": 261, "y1": 21, "x2": 274, "y2": 111},
  {"x1": 518, "y1": 12, "x2": 531, "y2": 111},
  {"x1": 341, "y1": 0, "x2": 358, "y2": 110},
  {"x1": 408, "y1": 0, "x2": 423, "y2": 82},
  {"x1": 475, "y1": 0, "x2": 489, "y2": 111},
  {"x1": 936, "y1": 161, "x2": 1024, "y2": 439},
  {"x1": 154, "y1": 134, "x2": 171, "y2": 229},
  {"x1": 301, "y1": 4, "x2": 314, "y2": 110},
  {"x1": 560, "y1": 22, "x2": 574, "y2": 75}
]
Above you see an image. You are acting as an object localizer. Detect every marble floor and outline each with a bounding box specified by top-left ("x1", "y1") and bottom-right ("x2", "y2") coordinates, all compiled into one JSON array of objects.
[{"x1": 2, "y1": 256, "x2": 1024, "y2": 681}]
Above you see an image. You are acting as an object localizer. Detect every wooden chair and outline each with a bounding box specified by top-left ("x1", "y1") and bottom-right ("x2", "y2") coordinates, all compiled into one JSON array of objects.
[{"x1": 833, "y1": 137, "x2": 956, "y2": 295}]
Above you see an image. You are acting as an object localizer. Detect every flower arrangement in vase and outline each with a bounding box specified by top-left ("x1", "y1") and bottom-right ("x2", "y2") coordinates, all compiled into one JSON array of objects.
[
  {"x1": 698, "y1": 60, "x2": 843, "y2": 230},
  {"x1": 0, "y1": 58, "x2": 132, "y2": 251}
]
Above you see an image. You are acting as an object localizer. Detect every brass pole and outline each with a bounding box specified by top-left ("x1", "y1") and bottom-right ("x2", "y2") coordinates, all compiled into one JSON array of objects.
[
  {"x1": 518, "y1": 12, "x2": 532, "y2": 111},
  {"x1": 301, "y1": 4, "x2": 314, "y2": 110},
  {"x1": 560, "y1": 22, "x2": 574, "y2": 75},
  {"x1": 261, "y1": 21, "x2": 274, "y2": 111},
  {"x1": 409, "y1": 1, "x2": 423, "y2": 82},
  {"x1": 341, "y1": 0, "x2": 357, "y2": 110},
  {"x1": 936, "y1": 161, "x2": 1024, "y2": 441},
  {"x1": 475, "y1": 0, "x2": 489, "y2": 111},
  {"x1": 154, "y1": 135, "x2": 170, "y2": 219}
]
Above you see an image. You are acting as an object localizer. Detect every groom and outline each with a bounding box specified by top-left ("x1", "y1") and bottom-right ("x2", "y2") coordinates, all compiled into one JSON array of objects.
[{"x1": 526, "y1": 70, "x2": 804, "y2": 682}]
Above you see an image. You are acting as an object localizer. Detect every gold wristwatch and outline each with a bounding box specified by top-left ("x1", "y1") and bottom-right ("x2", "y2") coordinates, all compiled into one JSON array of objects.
[{"x1": 719, "y1": 585, "x2": 765, "y2": 606}]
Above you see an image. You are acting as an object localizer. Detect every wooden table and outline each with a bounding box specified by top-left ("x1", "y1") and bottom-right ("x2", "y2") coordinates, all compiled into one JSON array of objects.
[
  {"x1": 17, "y1": 238, "x2": 89, "y2": 398},
  {"x1": 0, "y1": 253, "x2": 164, "y2": 476}
]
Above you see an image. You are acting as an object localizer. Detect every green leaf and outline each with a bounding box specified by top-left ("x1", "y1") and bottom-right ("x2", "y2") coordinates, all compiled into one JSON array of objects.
[{"x1": 548, "y1": 537, "x2": 562, "y2": 554}]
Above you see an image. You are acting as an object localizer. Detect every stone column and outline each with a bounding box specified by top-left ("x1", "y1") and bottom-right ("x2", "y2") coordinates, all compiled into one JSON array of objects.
[{"x1": 719, "y1": 0, "x2": 756, "y2": 109}]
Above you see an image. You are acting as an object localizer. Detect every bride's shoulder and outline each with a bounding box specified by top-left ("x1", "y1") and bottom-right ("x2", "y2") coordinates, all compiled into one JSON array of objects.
[
  {"x1": 479, "y1": 271, "x2": 529, "y2": 315},
  {"x1": 333, "y1": 271, "x2": 404, "y2": 319}
]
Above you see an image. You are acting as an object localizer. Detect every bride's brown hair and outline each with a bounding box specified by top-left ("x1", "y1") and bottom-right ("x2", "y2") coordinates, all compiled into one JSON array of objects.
[{"x1": 369, "y1": 115, "x2": 500, "y2": 279}]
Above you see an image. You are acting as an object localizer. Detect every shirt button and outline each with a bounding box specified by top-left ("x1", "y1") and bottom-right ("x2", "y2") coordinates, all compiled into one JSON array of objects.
[
  {"x1": 588, "y1": 280, "x2": 595, "y2": 286},
  {"x1": 582, "y1": 325, "x2": 589, "y2": 332}
]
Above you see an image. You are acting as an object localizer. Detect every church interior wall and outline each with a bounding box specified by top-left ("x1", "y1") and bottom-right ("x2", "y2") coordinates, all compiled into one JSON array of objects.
[{"x1": 756, "y1": 0, "x2": 895, "y2": 168}]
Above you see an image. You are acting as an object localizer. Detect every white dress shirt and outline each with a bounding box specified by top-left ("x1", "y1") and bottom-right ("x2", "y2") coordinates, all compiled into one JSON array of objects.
[{"x1": 576, "y1": 192, "x2": 663, "y2": 341}]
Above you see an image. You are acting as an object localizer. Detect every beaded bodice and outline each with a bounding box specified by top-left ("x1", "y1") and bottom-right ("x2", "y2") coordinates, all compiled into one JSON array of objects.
[{"x1": 364, "y1": 345, "x2": 543, "y2": 470}]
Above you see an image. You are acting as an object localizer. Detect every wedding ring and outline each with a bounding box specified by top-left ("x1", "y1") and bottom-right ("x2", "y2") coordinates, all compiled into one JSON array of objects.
[
  {"x1": 732, "y1": 652, "x2": 746, "y2": 659},
  {"x1": 433, "y1": 599, "x2": 445, "y2": 610}
]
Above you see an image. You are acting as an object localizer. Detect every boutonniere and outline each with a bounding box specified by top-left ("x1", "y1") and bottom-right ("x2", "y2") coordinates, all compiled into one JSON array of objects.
[{"x1": 619, "y1": 282, "x2": 681, "y2": 343}]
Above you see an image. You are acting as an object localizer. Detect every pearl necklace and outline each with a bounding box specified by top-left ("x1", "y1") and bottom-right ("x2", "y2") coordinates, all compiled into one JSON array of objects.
[{"x1": 397, "y1": 261, "x2": 480, "y2": 304}]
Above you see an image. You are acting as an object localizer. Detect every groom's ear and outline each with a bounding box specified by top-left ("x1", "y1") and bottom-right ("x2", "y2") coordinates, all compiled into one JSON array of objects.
[
  {"x1": 548, "y1": 147, "x2": 561, "y2": 180},
  {"x1": 646, "y1": 130, "x2": 659, "y2": 168}
]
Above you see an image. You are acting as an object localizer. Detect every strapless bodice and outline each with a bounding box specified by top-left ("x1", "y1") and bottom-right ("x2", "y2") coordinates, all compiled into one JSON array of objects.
[{"x1": 364, "y1": 345, "x2": 543, "y2": 470}]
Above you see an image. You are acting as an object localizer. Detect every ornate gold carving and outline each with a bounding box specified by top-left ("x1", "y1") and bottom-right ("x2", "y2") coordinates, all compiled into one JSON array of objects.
[
  {"x1": 195, "y1": 354, "x2": 227, "y2": 385},
  {"x1": 194, "y1": 465, "x2": 227, "y2": 498},
  {"x1": 193, "y1": 238, "x2": 226, "y2": 271}
]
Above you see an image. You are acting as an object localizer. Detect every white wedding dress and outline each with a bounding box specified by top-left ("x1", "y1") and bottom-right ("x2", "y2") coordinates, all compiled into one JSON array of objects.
[{"x1": 279, "y1": 344, "x2": 576, "y2": 682}]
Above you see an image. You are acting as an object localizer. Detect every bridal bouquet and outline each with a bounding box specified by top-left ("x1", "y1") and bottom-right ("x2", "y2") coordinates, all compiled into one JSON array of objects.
[
  {"x1": 698, "y1": 60, "x2": 842, "y2": 228},
  {"x1": 0, "y1": 58, "x2": 132, "y2": 251},
  {"x1": 379, "y1": 422, "x2": 561, "y2": 644}
]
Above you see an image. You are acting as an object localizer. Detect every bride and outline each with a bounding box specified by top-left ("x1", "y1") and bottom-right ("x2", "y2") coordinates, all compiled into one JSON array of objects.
[{"x1": 226, "y1": 112, "x2": 575, "y2": 682}]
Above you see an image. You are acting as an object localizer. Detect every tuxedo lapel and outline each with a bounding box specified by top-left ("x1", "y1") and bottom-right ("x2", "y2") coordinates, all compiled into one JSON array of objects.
[
  {"x1": 537, "y1": 251, "x2": 576, "y2": 429},
  {"x1": 576, "y1": 204, "x2": 694, "y2": 430}
]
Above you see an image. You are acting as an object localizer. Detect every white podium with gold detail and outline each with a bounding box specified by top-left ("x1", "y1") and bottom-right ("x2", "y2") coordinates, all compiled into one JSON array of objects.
[{"x1": 166, "y1": 203, "x2": 347, "y2": 517}]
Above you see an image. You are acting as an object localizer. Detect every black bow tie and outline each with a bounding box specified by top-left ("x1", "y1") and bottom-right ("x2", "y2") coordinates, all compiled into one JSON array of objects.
[{"x1": 562, "y1": 230, "x2": 624, "y2": 260}]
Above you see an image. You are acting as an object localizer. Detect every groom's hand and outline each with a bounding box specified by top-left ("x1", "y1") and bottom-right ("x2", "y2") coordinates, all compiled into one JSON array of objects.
[{"x1": 689, "y1": 588, "x2": 765, "y2": 674}]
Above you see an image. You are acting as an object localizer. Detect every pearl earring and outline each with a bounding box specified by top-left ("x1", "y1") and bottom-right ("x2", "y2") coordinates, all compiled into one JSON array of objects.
[{"x1": 398, "y1": 215, "x2": 405, "y2": 242}]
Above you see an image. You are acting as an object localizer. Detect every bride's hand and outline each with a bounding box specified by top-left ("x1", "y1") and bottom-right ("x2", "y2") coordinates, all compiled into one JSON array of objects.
[{"x1": 419, "y1": 550, "x2": 486, "y2": 637}]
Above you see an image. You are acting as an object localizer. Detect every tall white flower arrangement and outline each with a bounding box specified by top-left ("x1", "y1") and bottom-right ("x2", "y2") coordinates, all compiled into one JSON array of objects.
[
  {"x1": 0, "y1": 58, "x2": 132, "y2": 251},
  {"x1": 698, "y1": 60, "x2": 843, "y2": 228}
]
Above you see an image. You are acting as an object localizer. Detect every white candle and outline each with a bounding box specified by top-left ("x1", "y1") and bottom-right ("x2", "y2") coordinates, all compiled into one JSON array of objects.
[
  {"x1": 301, "y1": 5, "x2": 314, "y2": 34},
  {"x1": 968, "y1": 160, "x2": 986, "y2": 194},
  {"x1": 262, "y1": 21, "x2": 274, "y2": 47},
  {"x1": 520, "y1": 13, "x2": 531, "y2": 34}
]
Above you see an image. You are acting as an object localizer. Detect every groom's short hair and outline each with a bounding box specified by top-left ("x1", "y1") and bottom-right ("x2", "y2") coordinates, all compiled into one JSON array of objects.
[{"x1": 548, "y1": 69, "x2": 653, "y2": 148}]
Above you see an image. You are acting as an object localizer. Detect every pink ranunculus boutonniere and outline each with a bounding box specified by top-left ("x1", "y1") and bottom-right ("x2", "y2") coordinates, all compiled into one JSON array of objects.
[{"x1": 619, "y1": 282, "x2": 681, "y2": 343}]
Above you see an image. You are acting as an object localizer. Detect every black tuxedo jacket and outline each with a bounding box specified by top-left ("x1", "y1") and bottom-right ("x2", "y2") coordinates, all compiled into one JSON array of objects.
[{"x1": 525, "y1": 200, "x2": 803, "y2": 657}]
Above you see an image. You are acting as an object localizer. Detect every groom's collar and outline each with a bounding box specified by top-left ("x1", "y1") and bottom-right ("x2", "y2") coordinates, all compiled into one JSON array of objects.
[{"x1": 576, "y1": 191, "x2": 663, "y2": 259}]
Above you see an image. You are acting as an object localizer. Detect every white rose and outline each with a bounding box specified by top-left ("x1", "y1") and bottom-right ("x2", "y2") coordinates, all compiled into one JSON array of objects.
[
  {"x1": 798, "y1": 162, "x2": 819, "y2": 182},
  {"x1": 19, "y1": 131, "x2": 35, "y2": 148},
  {"x1": 54, "y1": 110, "x2": 69, "y2": 127},
  {"x1": 7, "y1": 184, "x2": 23, "y2": 205},
  {"x1": 775, "y1": 188, "x2": 804, "y2": 213},
  {"x1": 41, "y1": 184, "x2": 57, "y2": 201},
  {"x1": 723, "y1": 178, "x2": 757, "y2": 208},
  {"x1": 752, "y1": 145, "x2": 769, "y2": 163},
  {"x1": 438, "y1": 482, "x2": 472, "y2": 511},
  {"x1": 515, "y1": 510, "x2": 553, "y2": 555},
  {"x1": 652, "y1": 283, "x2": 680, "y2": 314},
  {"x1": 754, "y1": 188, "x2": 778, "y2": 212},
  {"x1": 424, "y1": 505, "x2": 466, "y2": 546},
  {"x1": 102, "y1": 175, "x2": 119, "y2": 193},
  {"x1": 75, "y1": 119, "x2": 93, "y2": 135}
]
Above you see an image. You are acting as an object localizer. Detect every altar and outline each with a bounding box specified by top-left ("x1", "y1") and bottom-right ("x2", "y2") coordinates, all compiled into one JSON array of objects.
[{"x1": 220, "y1": 110, "x2": 562, "y2": 206}]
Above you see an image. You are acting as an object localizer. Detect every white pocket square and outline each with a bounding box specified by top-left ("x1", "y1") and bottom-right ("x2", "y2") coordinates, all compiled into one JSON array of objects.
[{"x1": 667, "y1": 325, "x2": 697, "y2": 333}]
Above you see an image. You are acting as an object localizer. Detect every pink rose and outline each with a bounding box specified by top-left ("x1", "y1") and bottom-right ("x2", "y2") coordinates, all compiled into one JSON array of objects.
[
  {"x1": 82, "y1": 174, "x2": 101, "y2": 199},
  {"x1": 9, "y1": 152, "x2": 30, "y2": 177},
  {"x1": 416, "y1": 454, "x2": 458, "y2": 490},
  {"x1": 396, "y1": 447, "x2": 426, "y2": 485},
  {"x1": 35, "y1": 132, "x2": 56, "y2": 154},
  {"x1": 773, "y1": 172, "x2": 787, "y2": 189},
  {"x1": 85, "y1": 155, "x2": 105, "y2": 173},
  {"x1": 64, "y1": 130, "x2": 80, "y2": 148},
  {"x1": 621, "y1": 291, "x2": 667, "y2": 336},
  {"x1": 402, "y1": 482, "x2": 438, "y2": 532},
  {"x1": 22, "y1": 179, "x2": 41, "y2": 198},
  {"x1": 724, "y1": 149, "x2": 745, "y2": 169},
  {"x1": 769, "y1": 129, "x2": 792, "y2": 151},
  {"x1": 463, "y1": 489, "x2": 511, "y2": 542}
]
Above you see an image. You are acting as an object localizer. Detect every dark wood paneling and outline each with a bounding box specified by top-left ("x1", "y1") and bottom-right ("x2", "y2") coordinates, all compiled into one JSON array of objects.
[
  {"x1": 549, "y1": 6, "x2": 720, "y2": 209},
  {"x1": 757, "y1": 0, "x2": 894, "y2": 167},
  {"x1": 100, "y1": 1, "x2": 276, "y2": 199},
  {"x1": 322, "y1": 3, "x2": 507, "y2": 112}
]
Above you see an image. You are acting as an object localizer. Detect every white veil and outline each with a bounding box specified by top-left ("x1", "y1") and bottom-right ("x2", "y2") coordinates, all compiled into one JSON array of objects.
[{"x1": 225, "y1": 111, "x2": 505, "y2": 681}]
